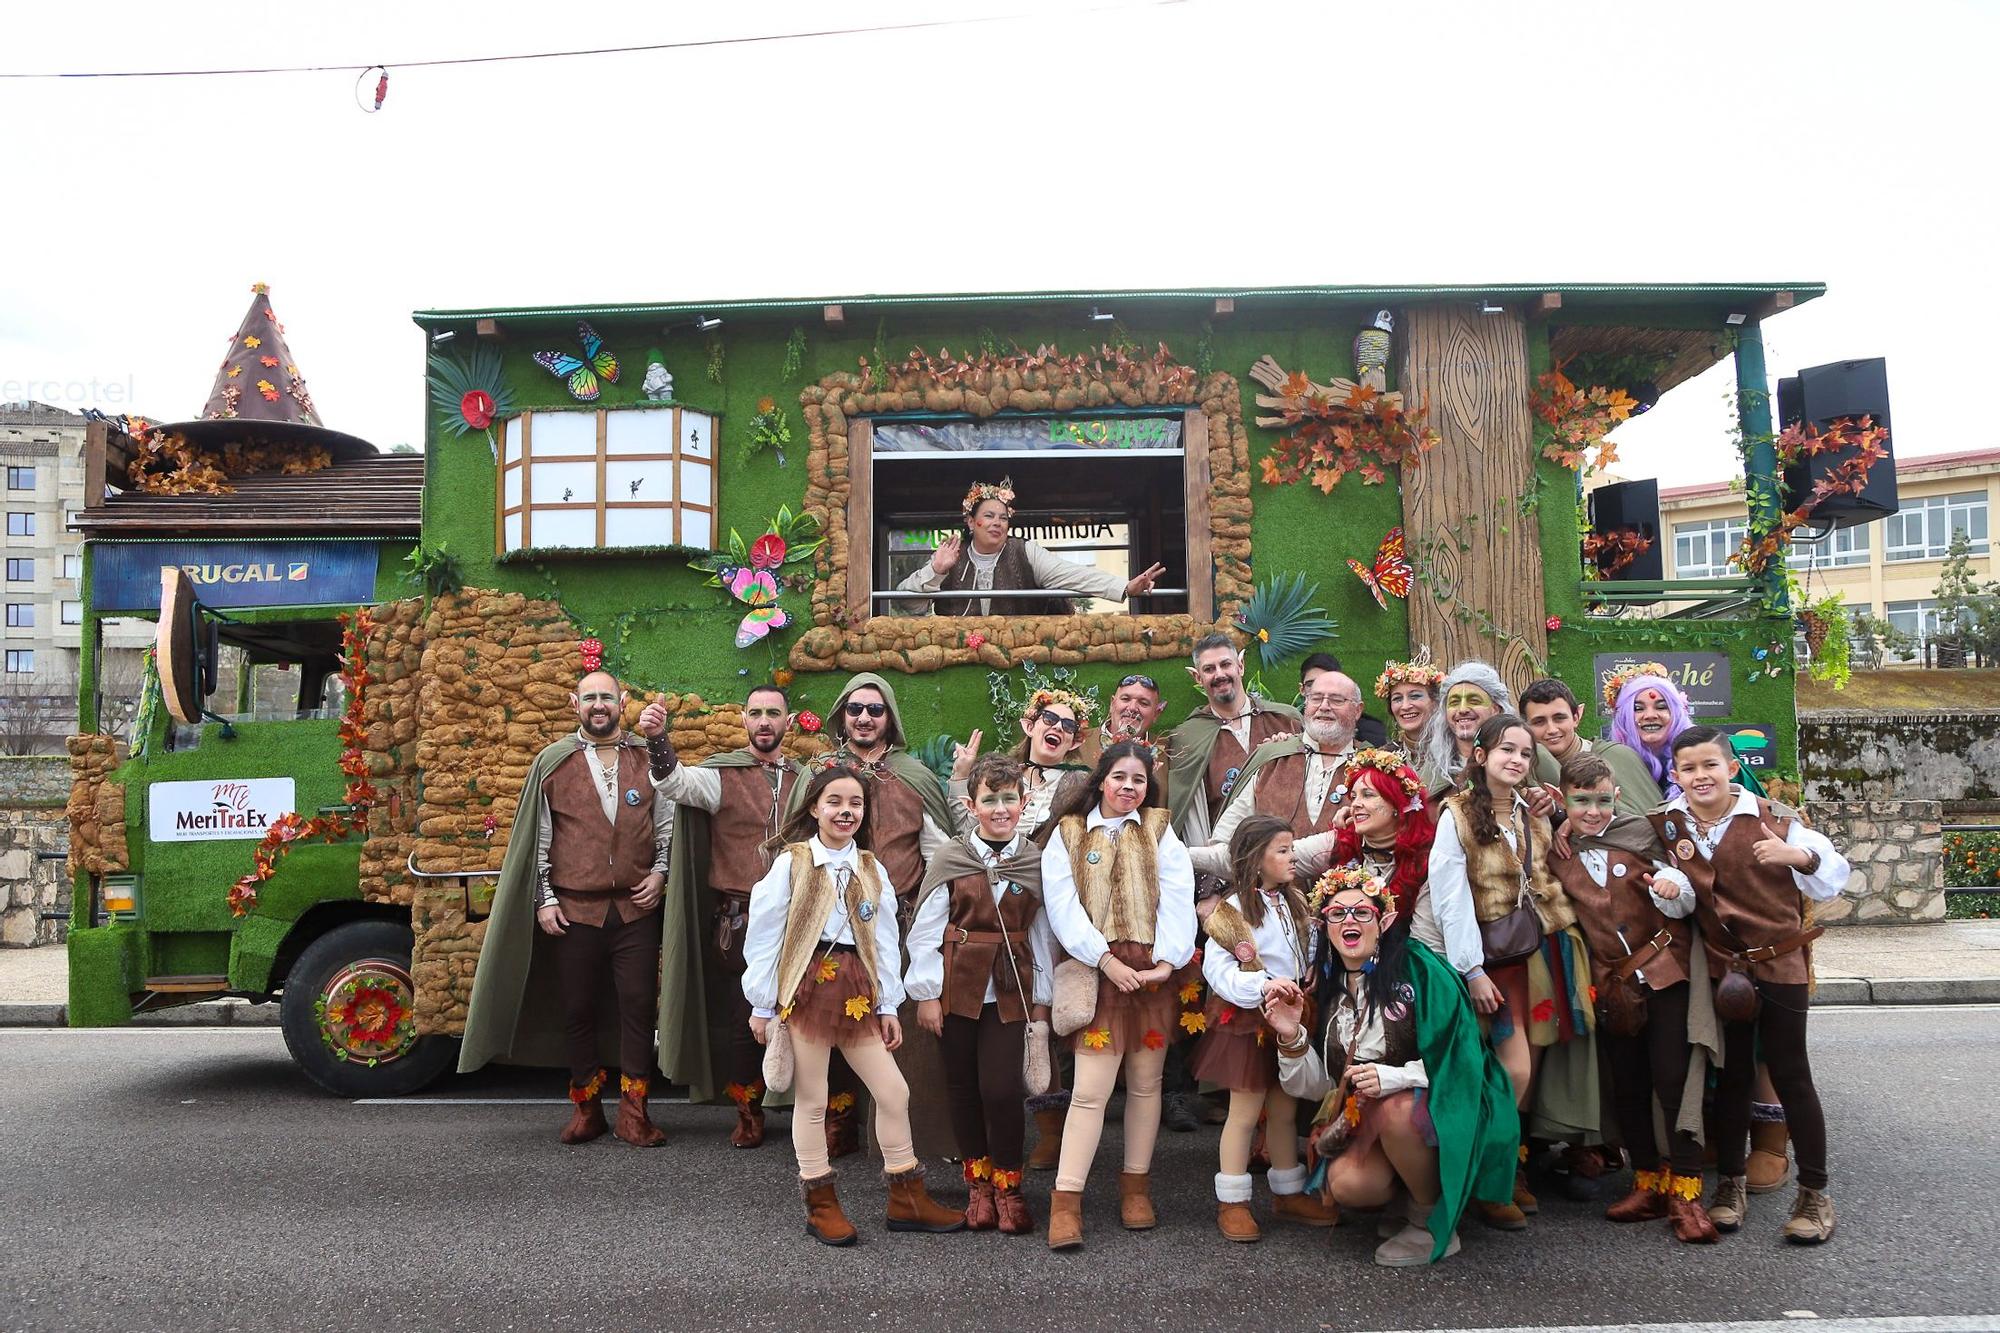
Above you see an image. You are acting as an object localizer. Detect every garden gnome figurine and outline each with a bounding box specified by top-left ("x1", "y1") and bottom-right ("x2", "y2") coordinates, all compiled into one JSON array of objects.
[
  {"x1": 1354, "y1": 310, "x2": 1394, "y2": 392},
  {"x1": 643, "y1": 348, "x2": 674, "y2": 402}
]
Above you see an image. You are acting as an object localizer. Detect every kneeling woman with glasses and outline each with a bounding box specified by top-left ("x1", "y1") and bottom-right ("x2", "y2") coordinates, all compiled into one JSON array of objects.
[{"x1": 1264, "y1": 867, "x2": 1518, "y2": 1266}]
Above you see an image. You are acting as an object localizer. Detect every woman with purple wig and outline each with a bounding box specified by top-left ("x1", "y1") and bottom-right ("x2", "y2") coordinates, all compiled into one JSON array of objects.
[{"x1": 1602, "y1": 664, "x2": 1766, "y2": 803}]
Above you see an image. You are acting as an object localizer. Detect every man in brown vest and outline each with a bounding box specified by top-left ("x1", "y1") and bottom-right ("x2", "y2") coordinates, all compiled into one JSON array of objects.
[
  {"x1": 1166, "y1": 633, "x2": 1303, "y2": 853},
  {"x1": 1190, "y1": 667, "x2": 1365, "y2": 880},
  {"x1": 460, "y1": 669, "x2": 674, "y2": 1146},
  {"x1": 647, "y1": 684, "x2": 806, "y2": 1148}
]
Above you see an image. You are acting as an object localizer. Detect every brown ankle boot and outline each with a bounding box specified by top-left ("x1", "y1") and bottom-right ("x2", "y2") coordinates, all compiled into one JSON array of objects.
[
  {"x1": 825, "y1": 1096, "x2": 860, "y2": 1160},
  {"x1": 559, "y1": 1070, "x2": 609, "y2": 1144},
  {"x1": 1606, "y1": 1166, "x2": 1670, "y2": 1222},
  {"x1": 803, "y1": 1172, "x2": 858, "y2": 1246},
  {"x1": 994, "y1": 1176, "x2": 1033, "y2": 1235},
  {"x1": 885, "y1": 1166, "x2": 966, "y2": 1233},
  {"x1": 1027, "y1": 1104, "x2": 1066, "y2": 1171},
  {"x1": 727, "y1": 1080, "x2": 765, "y2": 1149},
  {"x1": 1512, "y1": 1164, "x2": 1539, "y2": 1216},
  {"x1": 1476, "y1": 1199, "x2": 1528, "y2": 1231},
  {"x1": 964, "y1": 1171, "x2": 998, "y2": 1231},
  {"x1": 613, "y1": 1075, "x2": 666, "y2": 1147},
  {"x1": 1669, "y1": 1193, "x2": 1721, "y2": 1244},
  {"x1": 1047, "y1": 1188, "x2": 1084, "y2": 1250},
  {"x1": 1118, "y1": 1171, "x2": 1157, "y2": 1230}
]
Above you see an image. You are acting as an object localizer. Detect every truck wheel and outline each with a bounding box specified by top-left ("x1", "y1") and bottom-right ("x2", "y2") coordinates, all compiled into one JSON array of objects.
[{"x1": 280, "y1": 920, "x2": 455, "y2": 1097}]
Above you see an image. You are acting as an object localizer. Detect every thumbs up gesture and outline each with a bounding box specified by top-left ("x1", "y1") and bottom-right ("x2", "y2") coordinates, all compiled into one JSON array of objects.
[{"x1": 1750, "y1": 820, "x2": 1807, "y2": 868}]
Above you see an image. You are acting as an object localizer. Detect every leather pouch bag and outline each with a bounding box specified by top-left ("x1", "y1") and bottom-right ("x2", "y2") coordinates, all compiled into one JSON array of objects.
[
  {"x1": 1051, "y1": 959, "x2": 1098, "y2": 1036},
  {"x1": 1479, "y1": 887, "x2": 1543, "y2": 968},
  {"x1": 1713, "y1": 966, "x2": 1761, "y2": 1024},
  {"x1": 761, "y1": 1018, "x2": 796, "y2": 1093}
]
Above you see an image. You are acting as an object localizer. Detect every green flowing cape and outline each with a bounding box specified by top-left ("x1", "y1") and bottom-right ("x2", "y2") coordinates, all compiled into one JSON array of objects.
[
  {"x1": 788, "y1": 671, "x2": 962, "y2": 836},
  {"x1": 656, "y1": 748, "x2": 804, "y2": 1104}
]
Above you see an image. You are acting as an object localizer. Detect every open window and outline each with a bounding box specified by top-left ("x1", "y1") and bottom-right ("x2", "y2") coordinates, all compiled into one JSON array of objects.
[{"x1": 846, "y1": 409, "x2": 1213, "y2": 621}]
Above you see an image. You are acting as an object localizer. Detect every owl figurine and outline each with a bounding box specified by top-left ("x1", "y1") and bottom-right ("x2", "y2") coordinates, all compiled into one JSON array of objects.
[{"x1": 1353, "y1": 310, "x2": 1394, "y2": 391}]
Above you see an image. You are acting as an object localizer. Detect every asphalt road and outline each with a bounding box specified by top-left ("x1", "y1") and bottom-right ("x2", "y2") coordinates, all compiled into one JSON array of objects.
[{"x1": 3, "y1": 1007, "x2": 1997, "y2": 1333}]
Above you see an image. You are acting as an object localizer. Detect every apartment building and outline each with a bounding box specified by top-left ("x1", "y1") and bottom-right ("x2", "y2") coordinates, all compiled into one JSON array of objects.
[
  {"x1": 0, "y1": 402, "x2": 151, "y2": 751},
  {"x1": 1658, "y1": 446, "x2": 1997, "y2": 654}
]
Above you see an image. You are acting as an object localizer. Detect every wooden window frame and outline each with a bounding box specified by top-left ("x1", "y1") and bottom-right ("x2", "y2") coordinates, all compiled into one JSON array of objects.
[{"x1": 495, "y1": 405, "x2": 720, "y2": 555}]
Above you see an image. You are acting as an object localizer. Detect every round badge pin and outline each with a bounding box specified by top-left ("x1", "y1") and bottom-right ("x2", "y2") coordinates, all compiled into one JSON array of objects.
[
  {"x1": 857, "y1": 900, "x2": 875, "y2": 922},
  {"x1": 1008, "y1": 882, "x2": 1024, "y2": 895},
  {"x1": 1675, "y1": 839, "x2": 1697, "y2": 861},
  {"x1": 1085, "y1": 851, "x2": 1102, "y2": 864},
  {"x1": 624, "y1": 788, "x2": 642, "y2": 806},
  {"x1": 1611, "y1": 861, "x2": 1629, "y2": 877}
]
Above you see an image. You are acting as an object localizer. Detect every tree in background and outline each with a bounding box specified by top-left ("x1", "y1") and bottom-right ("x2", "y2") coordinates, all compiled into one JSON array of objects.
[{"x1": 1931, "y1": 528, "x2": 2000, "y2": 666}]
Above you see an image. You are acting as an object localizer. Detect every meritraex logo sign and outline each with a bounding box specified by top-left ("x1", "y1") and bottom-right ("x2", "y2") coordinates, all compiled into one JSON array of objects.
[{"x1": 148, "y1": 778, "x2": 298, "y2": 843}]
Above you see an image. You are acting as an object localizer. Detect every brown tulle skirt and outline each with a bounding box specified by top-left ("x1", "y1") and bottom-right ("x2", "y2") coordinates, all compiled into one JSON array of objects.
[
  {"x1": 1188, "y1": 991, "x2": 1316, "y2": 1093},
  {"x1": 784, "y1": 947, "x2": 883, "y2": 1048},
  {"x1": 1066, "y1": 940, "x2": 1181, "y2": 1056}
]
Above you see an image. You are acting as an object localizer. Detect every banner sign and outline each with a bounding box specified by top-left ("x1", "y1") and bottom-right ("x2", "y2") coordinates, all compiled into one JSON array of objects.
[
  {"x1": 1718, "y1": 723, "x2": 1778, "y2": 770},
  {"x1": 93, "y1": 541, "x2": 379, "y2": 612},
  {"x1": 1592, "y1": 652, "x2": 1733, "y2": 717},
  {"x1": 148, "y1": 778, "x2": 298, "y2": 843},
  {"x1": 874, "y1": 416, "x2": 1182, "y2": 454}
]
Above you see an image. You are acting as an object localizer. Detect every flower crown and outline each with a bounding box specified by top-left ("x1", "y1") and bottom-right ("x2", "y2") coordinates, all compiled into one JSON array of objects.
[
  {"x1": 1374, "y1": 647, "x2": 1443, "y2": 699},
  {"x1": 961, "y1": 477, "x2": 1016, "y2": 519},
  {"x1": 1346, "y1": 747, "x2": 1427, "y2": 812},
  {"x1": 1601, "y1": 661, "x2": 1674, "y2": 713},
  {"x1": 1307, "y1": 865, "x2": 1393, "y2": 918},
  {"x1": 1025, "y1": 686, "x2": 1095, "y2": 728}
]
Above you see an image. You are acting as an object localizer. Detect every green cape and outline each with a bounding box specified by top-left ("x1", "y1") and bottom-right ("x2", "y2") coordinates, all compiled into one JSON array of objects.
[
  {"x1": 1166, "y1": 695, "x2": 1302, "y2": 840},
  {"x1": 656, "y1": 747, "x2": 805, "y2": 1105},
  {"x1": 458, "y1": 735, "x2": 643, "y2": 1074},
  {"x1": 788, "y1": 672, "x2": 962, "y2": 837},
  {"x1": 1534, "y1": 738, "x2": 1662, "y2": 816}
]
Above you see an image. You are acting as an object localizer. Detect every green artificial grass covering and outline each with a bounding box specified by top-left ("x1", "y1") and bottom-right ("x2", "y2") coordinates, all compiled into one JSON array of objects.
[{"x1": 67, "y1": 924, "x2": 144, "y2": 1026}]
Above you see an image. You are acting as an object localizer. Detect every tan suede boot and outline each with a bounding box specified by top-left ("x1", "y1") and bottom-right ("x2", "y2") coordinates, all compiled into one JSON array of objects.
[
  {"x1": 1027, "y1": 1106, "x2": 1066, "y2": 1171},
  {"x1": 1781, "y1": 1186, "x2": 1835, "y2": 1244},
  {"x1": 1047, "y1": 1188, "x2": 1084, "y2": 1250},
  {"x1": 1747, "y1": 1107, "x2": 1793, "y2": 1194},
  {"x1": 1118, "y1": 1171, "x2": 1157, "y2": 1230},
  {"x1": 884, "y1": 1165, "x2": 967, "y2": 1234},
  {"x1": 1707, "y1": 1174, "x2": 1748, "y2": 1232},
  {"x1": 803, "y1": 1172, "x2": 858, "y2": 1247}
]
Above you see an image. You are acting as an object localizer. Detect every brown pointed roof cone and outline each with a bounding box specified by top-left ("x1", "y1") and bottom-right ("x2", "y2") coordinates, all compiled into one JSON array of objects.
[{"x1": 157, "y1": 283, "x2": 377, "y2": 458}]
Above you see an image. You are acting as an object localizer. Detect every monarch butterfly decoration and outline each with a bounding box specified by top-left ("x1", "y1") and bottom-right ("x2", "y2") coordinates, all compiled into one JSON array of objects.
[
  {"x1": 1347, "y1": 526, "x2": 1413, "y2": 609},
  {"x1": 720, "y1": 566, "x2": 790, "y2": 647},
  {"x1": 532, "y1": 321, "x2": 621, "y2": 401}
]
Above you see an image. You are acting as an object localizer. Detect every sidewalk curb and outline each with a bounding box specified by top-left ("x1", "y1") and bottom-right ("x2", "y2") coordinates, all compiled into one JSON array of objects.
[
  {"x1": 0, "y1": 1000, "x2": 281, "y2": 1028},
  {"x1": 1812, "y1": 977, "x2": 2000, "y2": 1006}
]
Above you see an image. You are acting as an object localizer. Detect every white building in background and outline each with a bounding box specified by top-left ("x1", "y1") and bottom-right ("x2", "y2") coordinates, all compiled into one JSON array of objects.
[{"x1": 0, "y1": 402, "x2": 151, "y2": 752}]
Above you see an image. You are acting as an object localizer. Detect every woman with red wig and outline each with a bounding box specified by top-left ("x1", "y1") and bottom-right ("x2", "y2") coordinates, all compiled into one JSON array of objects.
[{"x1": 1293, "y1": 749, "x2": 1436, "y2": 922}]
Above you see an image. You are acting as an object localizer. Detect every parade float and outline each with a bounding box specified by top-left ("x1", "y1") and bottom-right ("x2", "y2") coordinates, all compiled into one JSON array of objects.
[{"x1": 64, "y1": 280, "x2": 1833, "y2": 1093}]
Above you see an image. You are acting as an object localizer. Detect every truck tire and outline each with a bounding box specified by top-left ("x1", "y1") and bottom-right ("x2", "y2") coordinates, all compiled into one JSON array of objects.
[{"x1": 279, "y1": 920, "x2": 455, "y2": 1097}]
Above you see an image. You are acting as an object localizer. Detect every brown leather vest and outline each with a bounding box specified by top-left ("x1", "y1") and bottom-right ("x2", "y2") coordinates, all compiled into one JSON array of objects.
[
  {"x1": 708, "y1": 761, "x2": 797, "y2": 895},
  {"x1": 939, "y1": 536, "x2": 1069, "y2": 617},
  {"x1": 1551, "y1": 847, "x2": 1689, "y2": 991},
  {"x1": 868, "y1": 769, "x2": 929, "y2": 902},
  {"x1": 1253, "y1": 749, "x2": 1348, "y2": 838},
  {"x1": 1322, "y1": 988, "x2": 1418, "y2": 1087},
  {"x1": 940, "y1": 869, "x2": 1042, "y2": 1023},
  {"x1": 544, "y1": 745, "x2": 658, "y2": 925},
  {"x1": 1442, "y1": 791, "x2": 1576, "y2": 933},
  {"x1": 1652, "y1": 801, "x2": 1810, "y2": 985},
  {"x1": 1205, "y1": 710, "x2": 1292, "y2": 815}
]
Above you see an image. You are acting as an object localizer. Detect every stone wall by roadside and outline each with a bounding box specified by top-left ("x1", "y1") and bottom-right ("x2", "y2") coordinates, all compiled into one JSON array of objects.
[
  {"x1": 1805, "y1": 799, "x2": 1944, "y2": 925},
  {"x1": 0, "y1": 756, "x2": 74, "y2": 947},
  {"x1": 1802, "y1": 710, "x2": 2000, "y2": 806}
]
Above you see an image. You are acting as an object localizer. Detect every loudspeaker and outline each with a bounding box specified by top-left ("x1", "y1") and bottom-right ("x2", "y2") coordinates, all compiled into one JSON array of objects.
[
  {"x1": 1586, "y1": 477, "x2": 1663, "y2": 582},
  {"x1": 1776, "y1": 357, "x2": 1898, "y2": 531}
]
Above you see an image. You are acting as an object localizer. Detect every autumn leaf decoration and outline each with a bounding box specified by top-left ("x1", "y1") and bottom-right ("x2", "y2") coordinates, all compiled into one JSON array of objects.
[
  {"x1": 1179, "y1": 1010, "x2": 1207, "y2": 1036},
  {"x1": 843, "y1": 995, "x2": 872, "y2": 1021},
  {"x1": 816, "y1": 957, "x2": 840, "y2": 983},
  {"x1": 1177, "y1": 981, "x2": 1203, "y2": 1006},
  {"x1": 1258, "y1": 372, "x2": 1440, "y2": 495},
  {"x1": 1732, "y1": 415, "x2": 1890, "y2": 577},
  {"x1": 1530, "y1": 366, "x2": 1637, "y2": 473},
  {"x1": 1142, "y1": 1029, "x2": 1167, "y2": 1051},
  {"x1": 1082, "y1": 1027, "x2": 1112, "y2": 1050}
]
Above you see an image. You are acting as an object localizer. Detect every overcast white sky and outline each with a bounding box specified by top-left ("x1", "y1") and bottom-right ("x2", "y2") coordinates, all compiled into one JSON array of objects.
[{"x1": 2, "y1": 0, "x2": 1992, "y2": 487}]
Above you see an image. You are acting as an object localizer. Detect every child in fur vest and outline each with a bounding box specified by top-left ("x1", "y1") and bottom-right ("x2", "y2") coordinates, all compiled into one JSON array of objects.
[
  {"x1": 744, "y1": 764, "x2": 966, "y2": 1246},
  {"x1": 1190, "y1": 813, "x2": 1340, "y2": 1242},
  {"x1": 906, "y1": 753, "x2": 1057, "y2": 1235}
]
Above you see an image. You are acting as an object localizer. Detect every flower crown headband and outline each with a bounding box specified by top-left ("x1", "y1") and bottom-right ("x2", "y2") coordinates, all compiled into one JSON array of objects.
[
  {"x1": 1025, "y1": 686, "x2": 1095, "y2": 728},
  {"x1": 1307, "y1": 865, "x2": 1393, "y2": 918},
  {"x1": 1601, "y1": 661, "x2": 1674, "y2": 713},
  {"x1": 961, "y1": 477, "x2": 1016, "y2": 519},
  {"x1": 1374, "y1": 647, "x2": 1443, "y2": 699},
  {"x1": 1345, "y1": 747, "x2": 1428, "y2": 812}
]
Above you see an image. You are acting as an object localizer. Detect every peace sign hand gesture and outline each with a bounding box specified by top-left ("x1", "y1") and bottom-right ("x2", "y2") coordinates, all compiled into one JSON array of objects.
[
  {"x1": 1125, "y1": 563, "x2": 1168, "y2": 600},
  {"x1": 951, "y1": 729, "x2": 984, "y2": 782}
]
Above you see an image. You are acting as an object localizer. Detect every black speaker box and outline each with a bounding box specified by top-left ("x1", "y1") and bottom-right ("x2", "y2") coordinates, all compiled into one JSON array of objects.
[
  {"x1": 1586, "y1": 477, "x2": 1664, "y2": 582},
  {"x1": 1776, "y1": 357, "x2": 1898, "y2": 531}
]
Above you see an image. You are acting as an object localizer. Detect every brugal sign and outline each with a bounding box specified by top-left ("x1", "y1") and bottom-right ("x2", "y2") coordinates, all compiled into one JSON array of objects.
[
  {"x1": 148, "y1": 778, "x2": 298, "y2": 843},
  {"x1": 92, "y1": 540, "x2": 379, "y2": 612},
  {"x1": 1593, "y1": 652, "x2": 1732, "y2": 717}
]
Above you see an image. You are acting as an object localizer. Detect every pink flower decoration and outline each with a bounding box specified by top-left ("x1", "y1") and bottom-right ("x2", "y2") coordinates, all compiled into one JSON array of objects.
[
  {"x1": 750, "y1": 533, "x2": 786, "y2": 570},
  {"x1": 1546, "y1": 615, "x2": 1563, "y2": 632},
  {"x1": 481, "y1": 814, "x2": 498, "y2": 840},
  {"x1": 797, "y1": 709, "x2": 822, "y2": 734},
  {"x1": 965, "y1": 632, "x2": 986, "y2": 651}
]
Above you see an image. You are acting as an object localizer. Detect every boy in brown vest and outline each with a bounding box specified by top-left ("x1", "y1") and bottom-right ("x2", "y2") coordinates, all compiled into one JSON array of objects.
[
  {"x1": 906, "y1": 753, "x2": 1055, "y2": 1235},
  {"x1": 1653, "y1": 726, "x2": 1850, "y2": 1244}
]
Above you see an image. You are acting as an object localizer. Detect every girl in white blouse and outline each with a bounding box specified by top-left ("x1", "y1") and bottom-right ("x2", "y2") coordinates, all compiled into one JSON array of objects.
[{"x1": 744, "y1": 764, "x2": 964, "y2": 1246}]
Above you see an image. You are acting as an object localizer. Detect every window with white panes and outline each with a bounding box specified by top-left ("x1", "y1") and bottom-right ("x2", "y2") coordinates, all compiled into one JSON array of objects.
[
  {"x1": 6, "y1": 466, "x2": 34, "y2": 490},
  {"x1": 4, "y1": 649, "x2": 32, "y2": 673},
  {"x1": 1673, "y1": 517, "x2": 1748, "y2": 578},
  {"x1": 60, "y1": 600, "x2": 82, "y2": 625},
  {"x1": 61, "y1": 555, "x2": 79, "y2": 580},
  {"x1": 6, "y1": 513, "x2": 33, "y2": 537},
  {"x1": 1885, "y1": 491, "x2": 1988, "y2": 562},
  {"x1": 1788, "y1": 522, "x2": 1872, "y2": 570},
  {"x1": 5, "y1": 558, "x2": 31, "y2": 582},
  {"x1": 5, "y1": 603, "x2": 33, "y2": 628},
  {"x1": 496, "y1": 406, "x2": 717, "y2": 554},
  {"x1": 1885, "y1": 598, "x2": 1943, "y2": 645}
]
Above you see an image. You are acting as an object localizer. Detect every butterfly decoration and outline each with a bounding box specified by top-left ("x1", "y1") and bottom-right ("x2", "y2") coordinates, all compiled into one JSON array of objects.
[
  {"x1": 1347, "y1": 526, "x2": 1412, "y2": 609},
  {"x1": 721, "y1": 566, "x2": 790, "y2": 647},
  {"x1": 532, "y1": 321, "x2": 621, "y2": 401}
]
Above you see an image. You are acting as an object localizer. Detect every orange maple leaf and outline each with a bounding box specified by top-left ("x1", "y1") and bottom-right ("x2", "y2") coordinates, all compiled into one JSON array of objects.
[
  {"x1": 1179, "y1": 1010, "x2": 1206, "y2": 1036},
  {"x1": 1082, "y1": 1027, "x2": 1112, "y2": 1050},
  {"x1": 1141, "y1": 1029, "x2": 1166, "y2": 1050},
  {"x1": 843, "y1": 995, "x2": 872, "y2": 1021},
  {"x1": 1283, "y1": 370, "x2": 1311, "y2": 398}
]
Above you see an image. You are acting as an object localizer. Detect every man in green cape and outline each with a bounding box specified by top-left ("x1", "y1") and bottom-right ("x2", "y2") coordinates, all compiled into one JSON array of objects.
[
  {"x1": 1166, "y1": 633, "x2": 1302, "y2": 849},
  {"x1": 783, "y1": 671, "x2": 963, "y2": 1156},
  {"x1": 459, "y1": 668, "x2": 674, "y2": 1147},
  {"x1": 647, "y1": 684, "x2": 806, "y2": 1148}
]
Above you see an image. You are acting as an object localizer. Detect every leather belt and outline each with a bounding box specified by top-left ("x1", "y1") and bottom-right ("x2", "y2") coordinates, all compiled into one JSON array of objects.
[
  {"x1": 1717, "y1": 925, "x2": 1824, "y2": 965},
  {"x1": 948, "y1": 926, "x2": 1010, "y2": 945},
  {"x1": 1608, "y1": 927, "x2": 1677, "y2": 983}
]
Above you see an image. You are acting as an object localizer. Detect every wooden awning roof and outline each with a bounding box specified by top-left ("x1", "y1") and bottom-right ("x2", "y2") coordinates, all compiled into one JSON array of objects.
[{"x1": 73, "y1": 453, "x2": 423, "y2": 537}]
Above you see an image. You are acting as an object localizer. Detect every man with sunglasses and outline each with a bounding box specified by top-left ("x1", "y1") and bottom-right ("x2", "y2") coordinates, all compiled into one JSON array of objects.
[
  {"x1": 787, "y1": 672, "x2": 965, "y2": 1157},
  {"x1": 460, "y1": 669, "x2": 675, "y2": 1149},
  {"x1": 1081, "y1": 672, "x2": 1169, "y2": 770},
  {"x1": 646, "y1": 684, "x2": 807, "y2": 1149}
]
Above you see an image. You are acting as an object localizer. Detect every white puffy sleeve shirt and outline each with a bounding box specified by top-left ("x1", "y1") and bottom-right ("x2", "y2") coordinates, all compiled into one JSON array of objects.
[{"x1": 742, "y1": 837, "x2": 904, "y2": 1018}]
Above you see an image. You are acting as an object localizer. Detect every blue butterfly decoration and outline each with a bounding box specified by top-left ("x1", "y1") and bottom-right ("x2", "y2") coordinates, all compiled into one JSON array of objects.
[{"x1": 532, "y1": 321, "x2": 621, "y2": 401}]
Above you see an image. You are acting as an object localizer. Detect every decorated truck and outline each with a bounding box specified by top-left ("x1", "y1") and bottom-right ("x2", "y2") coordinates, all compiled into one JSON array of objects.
[{"x1": 65, "y1": 280, "x2": 1834, "y2": 1095}]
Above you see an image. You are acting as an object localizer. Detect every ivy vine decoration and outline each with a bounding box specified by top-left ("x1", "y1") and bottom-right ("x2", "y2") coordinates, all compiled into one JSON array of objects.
[
  {"x1": 427, "y1": 342, "x2": 517, "y2": 461},
  {"x1": 747, "y1": 396, "x2": 794, "y2": 466},
  {"x1": 401, "y1": 539, "x2": 464, "y2": 600},
  {"x1": 783, "y1": 325, "x2": 807, "y2": 381},
  {"x1": 705, "y1": 332, "x2": 725, "y2": 384},
  {"x1": 986, "y1": 661, "x2": 1100, "y2": 740}
]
